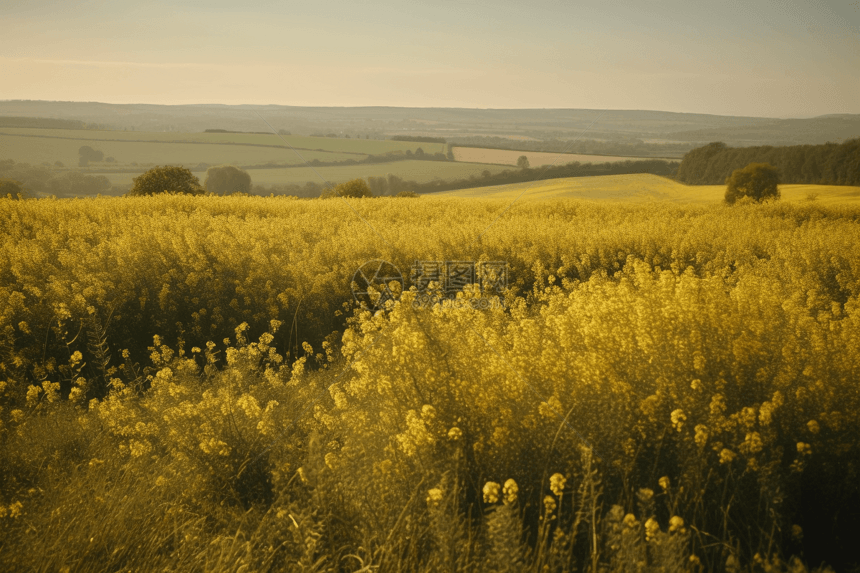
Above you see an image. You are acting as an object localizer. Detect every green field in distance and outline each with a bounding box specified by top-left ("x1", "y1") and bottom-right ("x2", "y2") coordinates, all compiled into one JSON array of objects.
[{"x1": 0, "y1": 127, "x2": 447, "y2": 169}]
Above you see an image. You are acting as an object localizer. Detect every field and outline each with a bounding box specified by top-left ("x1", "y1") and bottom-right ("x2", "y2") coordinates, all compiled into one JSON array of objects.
[
  {"x1": 0, "y1": 132, "x2": 364, "y2": 169},
  {"x1": 0, "y1": 127, "x2": 447, "y2": 156},
  {"x1": 91, "y1": 159, "x2": 509, "y2": 191},
  {"x1": 452, "y1": 146, "x2": 672, "y2": 167},
  {"x1": 440, "y1": 173, "x2": 860, "y2": 204},
  {"x1": 1, "y1": 191, "x2": 859, "y2": 571},
  {"x1": 0, "y1": 128, "x2": 447, "y2": 174}
]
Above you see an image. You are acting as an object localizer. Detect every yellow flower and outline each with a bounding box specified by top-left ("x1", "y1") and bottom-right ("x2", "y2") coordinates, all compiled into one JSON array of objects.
[
  {"x1": 623, "y1": 513, "x2": 639, "y2": 529},
  {"x1": 791, "y1": 524, "x2": 803, "y2": 541},
  {"x1": 538, "y1": 395, "x2": 563, "y2": 418},
  {"x1": 694, "y1": 424, "x2": 709, "y2": 447},
  {"x1": 669, "y1": 515, "x2": 685, "y2": 533},
  {"x1": 25, "y1": 385, "x2": 42, "y2": 406},
  {"x1": 807, "y1": 420, "x2": 820, "y2": 435},
  {"x1": 741, "y1": 432, "x2": 763, "y2": 455},
  {"x1": 421, "y1": 404, "x2": 436, "y2": 420},
  {"x1": 8, "y1": 501, "x2": 23, "y2": 519},
  {"x1": 483, "y1": 481, "x2": 500, "y2": 504},
  {"x1": 503, "y1": 479, "x2": 518, "y2": 505},
  {"x1": 324, "y1": 452, "x2": 339, "y2": 471},
  {"x1": 549, "y1": 473, "x2": 566, "y2": 496},
  {"x1": 543, "y1": 495, "x2": 557, "y2": 514},
  {"x1": 447, "y1": 427, "x2": 462, "y2": 441},
  {"x1": 719, "y1": 448, "x2": 736, "y2": 464},
  {"x1": 10, "y1": 410, "x2": 24, "y2": 423},
  {"x1": 42, "y1": 381, "x2": 60, "y2": 403},
  {"x1": 644, "y1": 517, "x2": 659, "y2": 541},
  {"x1": 759, "y1": 401, "x2": 775, "y2": 426},
  {"x1": 659, "y1": 476, "x2": 670, "y2": 491},
  {"x1": 670, "y1": 409, "x2": 686, "y2": 432},
  {"x1": 797, "y1": 442, "x2": 812, "y2": 456},
  {"x1": 427, "y1": 488, "x2": 444, "y2": 508}
]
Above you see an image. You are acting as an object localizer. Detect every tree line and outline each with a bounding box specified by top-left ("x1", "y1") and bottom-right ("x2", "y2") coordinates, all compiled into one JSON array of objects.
[
  {"x1": 675, "y1": 139, "x2": 860, "y2": 185},
  {"x1": 404, "y1": 159, "x2": 679, "y2": 195},
  {"x1": 389, "y1": 135, "x2": 447, "y2": 144},
  {"x1": 4, "y1": 156, "x2": 679, "y2": 200},
  {"x1": 448, "y1": 136, "x2": 693, "y2": 158},
  {"x1": 0, "y1": 116, "x2": 104, "y2": 130},
  {"x1": 0, "y1": 159, "x2": 114, "y2": 198}
]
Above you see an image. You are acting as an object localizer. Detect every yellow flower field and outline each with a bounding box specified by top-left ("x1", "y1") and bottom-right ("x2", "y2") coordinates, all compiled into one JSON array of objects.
[{"x1": 1, "y1": 191, "x2": 858, "y2": 571}]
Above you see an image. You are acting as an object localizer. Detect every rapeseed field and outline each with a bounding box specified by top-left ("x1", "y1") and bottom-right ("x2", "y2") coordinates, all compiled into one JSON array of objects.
[{"x1": 1, "y1": 192, "x2": 858, "y2": 571}]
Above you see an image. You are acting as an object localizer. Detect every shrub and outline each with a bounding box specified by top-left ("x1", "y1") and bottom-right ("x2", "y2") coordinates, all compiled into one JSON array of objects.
[
  {"x1": 725, "y1": 163, "x2": 780, "y2": 204},
  {"x1": 127, "y1": 166, "x2": 205, "y2": 196},
  {"x1": 319, "y1": 178, "x2": 373, "y2": 199},
  {"x1": 204, "y1": 165, "x2": 252, "y2": 196},
  {"x1": 0, "y1": 178, "x2": 26, "y2": 200}
]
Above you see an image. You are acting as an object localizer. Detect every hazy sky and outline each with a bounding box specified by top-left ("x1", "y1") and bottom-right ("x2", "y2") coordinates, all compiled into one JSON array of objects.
[{"x1": 1, "y1": 0, "x2": 858, "y2": 117}]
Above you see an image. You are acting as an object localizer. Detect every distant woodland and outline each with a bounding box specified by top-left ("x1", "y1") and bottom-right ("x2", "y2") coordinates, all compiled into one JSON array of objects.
[
  {"x1": 448, "y1": 136, "x2": 693, "y2": 159},
  {"x1": 0, "y1": 116, "x2": 104, "y2": 130},
  {"x1": 676, "y1": 139, "x2": 860, "y2": 185}
]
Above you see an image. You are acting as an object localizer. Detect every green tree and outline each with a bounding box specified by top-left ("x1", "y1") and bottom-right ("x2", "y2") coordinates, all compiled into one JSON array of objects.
[
  {"x1": 0, "y1": 178, "x2": 26, "y2": 200},
  {"x1": 517, "y1": 155, "x2": 530, "y2": 169},
  {"x1": 78, "y1": 145, "x2": 104, "y2": 167},
  {"x1": 47, "y1": 172, "x2": 111, "y2": 197},
  {"x1": 204, "y1": 165, "x2": 252, "y2": 195},
  {"x1": 127, "y1": 166, "x2": 204, "y2": 197},
  {"x1": 725, "y1": 163, "x2": 780, "y2": 204},
  {"x1": 320, "y1": 178, "x2": 373, "y2": 199}
]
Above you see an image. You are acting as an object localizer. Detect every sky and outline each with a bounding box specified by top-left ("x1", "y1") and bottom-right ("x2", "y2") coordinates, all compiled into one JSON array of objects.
[{"x1": 1, "y1": 0, "x2": 858, "y2": 117}]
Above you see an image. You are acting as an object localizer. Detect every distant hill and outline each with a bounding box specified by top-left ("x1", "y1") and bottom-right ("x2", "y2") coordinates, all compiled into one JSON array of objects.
[
  {"x1": 0, "y1": 101, "x2": 785, "y2": 141},
  {"x1": 0, "y1": 116, "x2": 98, "y2": 130},
  {"x1": 0, "y1": 101, "x2": 855, "y2": 148},
  {"x1": 668, "y1": 115, "x2": 860, "y2": 146}
]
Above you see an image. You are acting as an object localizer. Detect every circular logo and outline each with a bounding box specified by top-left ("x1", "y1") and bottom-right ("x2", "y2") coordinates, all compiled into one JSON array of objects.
[{"x1": 351, "y1": 260, "x2": 403, "y2": 310}]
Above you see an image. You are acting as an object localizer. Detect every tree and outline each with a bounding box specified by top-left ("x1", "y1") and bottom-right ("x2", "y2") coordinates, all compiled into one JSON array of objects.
[
  {"x1": 78, "y1": 145, "x2": 104, "y2": 167},
  {"x1": 204, "y1": 165, "x2": 252, "y2": 195},
  {"x1": 725, "y1": 163, "x2": 780, "y2": 204},
  {"x1": 47, "y1": 172, "x2": 111, "y2": 197},
  {"x1": 366, "y1": 176, "x2": 389, "y2": 196},
  {"x1": 517, "y1": 155, "x2": 530, "y2": 169},
  {"x1": 320, "y1": 178, "x2": 373, "y2": 199},
  {"x1": 0, "y1": 178, "x2": 26, "y2": 200},
  {"x1": 127, "y1": 166, "x2": 204, "y2": 197}
]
